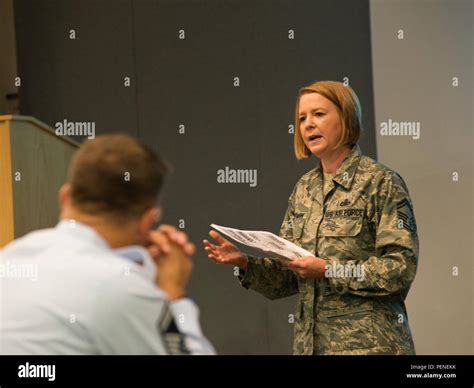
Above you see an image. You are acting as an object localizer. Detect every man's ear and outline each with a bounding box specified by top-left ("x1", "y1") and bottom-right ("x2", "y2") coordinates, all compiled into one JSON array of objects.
[
  {"x1": 58, "y1": 183, "x2": 71, "y2": 210},
  {"x1": 138, "y1": 207, "x2": 161, "y2": 237}
]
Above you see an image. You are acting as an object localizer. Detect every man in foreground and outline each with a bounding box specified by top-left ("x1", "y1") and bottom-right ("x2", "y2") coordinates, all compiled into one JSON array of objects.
[{"x1": 0, "y1": 134, "x2": 215, "y2": 355}]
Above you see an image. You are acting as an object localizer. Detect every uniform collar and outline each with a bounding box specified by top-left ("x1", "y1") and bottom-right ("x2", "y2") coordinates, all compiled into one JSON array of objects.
[
  {"x1": 57, "y1": 219, "x2": 151, "y2": 262},
  {"x1": 56, "y1": 219, "x2": 110, "y2": 250},
  {"x1": 114, "y1": 245, "x2": 157, "y2": 281},
  {"x1": 315, "y1": 144, "x2": 362, "y2": 191}
]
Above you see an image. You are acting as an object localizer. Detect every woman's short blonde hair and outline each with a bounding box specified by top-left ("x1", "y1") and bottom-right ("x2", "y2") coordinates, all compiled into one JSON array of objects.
[{"x1": 294, "y1": 80, "x2": 362, "y2": 159}]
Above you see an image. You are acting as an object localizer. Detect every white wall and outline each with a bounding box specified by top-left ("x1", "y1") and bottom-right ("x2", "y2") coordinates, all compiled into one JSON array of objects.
[{"x1": 370, "y1": 0, "x2": 472, "y2": 354}]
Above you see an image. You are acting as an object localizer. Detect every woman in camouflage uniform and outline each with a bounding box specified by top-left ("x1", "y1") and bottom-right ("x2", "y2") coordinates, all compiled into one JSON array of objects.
[{"x1": 203, "y1": 81, "x2": 418, "y2": 355}]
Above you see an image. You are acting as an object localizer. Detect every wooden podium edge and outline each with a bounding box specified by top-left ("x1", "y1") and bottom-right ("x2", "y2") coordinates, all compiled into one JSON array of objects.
[
  {"x1": 0, "y1": 119, "x2": 14, "y2": 247},
  {"x1": 0, "y1": 116, "x2": 80, "y2": 247},
  {"x1": 0, "y1": 115, "x2": 81, "y2": 148}
]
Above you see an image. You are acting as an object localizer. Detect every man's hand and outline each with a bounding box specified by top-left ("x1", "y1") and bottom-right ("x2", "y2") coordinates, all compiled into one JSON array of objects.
[
  {"x1": 146, "y1": 224, "x2": 195, "y2": 259},
  {"x1": 153, "y1": 243, "x2": 193, "y2": 301},
  {"x1": 280, "y1": 256, "x2": 327, "y2": 279},
  {"x1": 146, "y1": 225, "x2": 196, "y2": 301}
]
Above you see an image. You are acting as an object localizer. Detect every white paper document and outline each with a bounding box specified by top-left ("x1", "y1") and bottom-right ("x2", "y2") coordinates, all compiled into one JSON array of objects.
[{"x1": 210, "y1": 224, "x2": 313, "y2": 261}]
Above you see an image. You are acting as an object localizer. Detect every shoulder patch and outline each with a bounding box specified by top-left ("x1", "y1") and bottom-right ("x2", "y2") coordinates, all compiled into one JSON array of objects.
[{"x1": 397, "y1": 198, "x2": 417, "y2": 234}]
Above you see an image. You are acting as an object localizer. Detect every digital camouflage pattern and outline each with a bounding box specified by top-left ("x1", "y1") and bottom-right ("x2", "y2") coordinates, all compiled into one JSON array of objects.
[{"x1": 239, "y1": 145, "x2": 418, "y2": 355}]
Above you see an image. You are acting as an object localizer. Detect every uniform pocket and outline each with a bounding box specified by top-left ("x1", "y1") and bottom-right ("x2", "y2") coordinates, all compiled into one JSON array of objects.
[
  {"x1": 292, "y1": 212, "x2": 307, "y2": 239},
  {"x1": 293, "y1": 295, "x2": 312, "y2": 354},
  {"x1": 325, "y1": 304, "x2": 376, "y2": 352},
  {"x1": 319, "y1": 216, "x2": 363, "y2": 237},
  {"x1": 295, "y1": 297, "x2": 305, "y2": 320}
]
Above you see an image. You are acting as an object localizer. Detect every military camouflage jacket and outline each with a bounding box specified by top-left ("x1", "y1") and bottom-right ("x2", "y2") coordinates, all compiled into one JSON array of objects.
[{"x1": 239, "y1": 145, "x2": 418, "y2": 355}]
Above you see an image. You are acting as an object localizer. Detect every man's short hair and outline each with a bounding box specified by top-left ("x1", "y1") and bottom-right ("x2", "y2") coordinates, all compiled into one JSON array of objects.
[
  {"x1": 294, "y1": 80, "x2": 363, "y2": 160},
  {"x1": 67, "y1": 134, "x2": 169, "y2": 221}
]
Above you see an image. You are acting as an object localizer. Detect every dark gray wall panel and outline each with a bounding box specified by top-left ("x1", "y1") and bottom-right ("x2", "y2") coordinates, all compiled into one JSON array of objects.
[
  {"x1": 14, "y1": 0, "x2": 376, "y2": 354},
  {"x1": 14, "y1": 0, "x2": 138, "y2": 138}
]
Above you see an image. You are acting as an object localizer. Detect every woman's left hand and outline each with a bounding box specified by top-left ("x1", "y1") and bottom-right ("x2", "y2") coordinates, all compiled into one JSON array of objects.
[{"x1": 280, "y1": 256, "x2": 327, "y2": 279}]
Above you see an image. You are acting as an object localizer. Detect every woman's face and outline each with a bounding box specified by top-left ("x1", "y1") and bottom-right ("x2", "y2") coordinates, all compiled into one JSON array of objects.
[{"x1": 298, "y1": 92, "x2": 344, "y2": 159}]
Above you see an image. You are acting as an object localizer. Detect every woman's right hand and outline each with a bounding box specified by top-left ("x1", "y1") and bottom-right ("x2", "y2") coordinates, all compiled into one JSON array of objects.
[{"x1": 203, "y1": 230, "x2": 248, "y2": 270}]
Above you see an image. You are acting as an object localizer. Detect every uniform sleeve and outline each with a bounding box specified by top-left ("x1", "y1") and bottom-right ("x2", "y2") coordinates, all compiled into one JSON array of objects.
[
  {"x1": 168, "y1": 299, "x2": 216, "y2": 355},
  {"x1": 326, "y1": 172, "x2": 418, "y2": 298},
  {"x1": 90, "y1": 270, "x2": 216, "y2": 355},
  {"x1": 238, "y1": 187, "x2": 299, "y2": 300}
]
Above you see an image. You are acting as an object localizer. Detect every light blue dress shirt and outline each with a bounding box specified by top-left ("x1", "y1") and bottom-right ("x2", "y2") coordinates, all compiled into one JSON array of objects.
[{"x1": 0, "y1": 220, "x2": 215, "y2": 355}]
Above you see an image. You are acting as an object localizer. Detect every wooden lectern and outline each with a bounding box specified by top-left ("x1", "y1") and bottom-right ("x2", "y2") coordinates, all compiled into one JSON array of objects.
[{"x1": 0, "y1": 115, "x2": 79, "y2": 248}]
